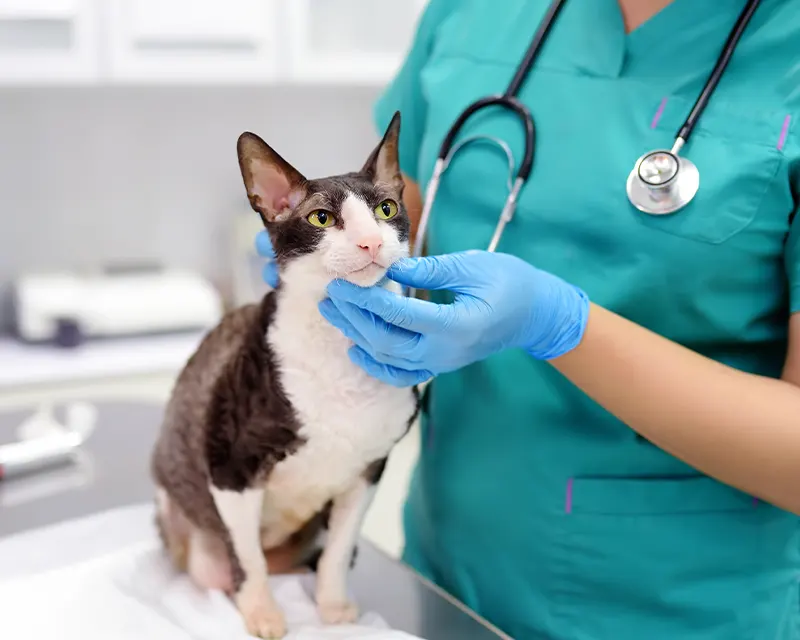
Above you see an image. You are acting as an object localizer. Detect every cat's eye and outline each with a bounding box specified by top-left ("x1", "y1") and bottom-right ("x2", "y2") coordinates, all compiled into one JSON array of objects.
[
  {"x1": 307, "y1": 210, "x2": 335, "y2": 228},
  {"x1": 374, "y1": 200, "x2": 398, "y2": 220}
]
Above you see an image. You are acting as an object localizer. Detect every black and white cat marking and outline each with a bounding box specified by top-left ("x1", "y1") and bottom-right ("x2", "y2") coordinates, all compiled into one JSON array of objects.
[{"x1": 150, "y1": 112, "x2": 420, "y2": 638}]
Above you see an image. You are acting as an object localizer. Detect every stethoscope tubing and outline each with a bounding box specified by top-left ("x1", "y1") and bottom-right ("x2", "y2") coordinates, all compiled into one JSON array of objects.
[
  {"x1": 410, "y1": 0, "x2": 568, "y2": 270},
  {"x1": 675, "y1": 0, "x2": 761, "y2": 144},
  {"x1": 407, "y1": 0, "x2": 762, "y2": 296},
  {"x1": 441, "y1": 95, "x2": 535, "y2": 182},
  {"x1": 410, "y1": 96, "x2": 533, "y2": 260}
]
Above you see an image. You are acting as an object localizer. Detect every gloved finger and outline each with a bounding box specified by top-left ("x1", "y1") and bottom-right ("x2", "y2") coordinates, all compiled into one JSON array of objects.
[
  {"x1": 320, "y1": 299, "x2": 424, "y2": 370},
  {"x1": 329, "y1": 298, "x2": 425, "y2": 364},
  {"x1": 318, "y1": 298, "x2": 370, "y2": 347},
  {"x1": 255, "y1": 230, "x2": 276, "y2": 259},
  {"x1": 387, "y1": 253, "x2": 485, "y2": 294},
  {"x1": 262, "y1": 260, "x2": 279, "y2": 288},
  {"x1": 325, "y1": 280, "x2": 454, "y2": 334},
  {"x1": 348, "y1": 346, "x2": 433, "y2": 387}
]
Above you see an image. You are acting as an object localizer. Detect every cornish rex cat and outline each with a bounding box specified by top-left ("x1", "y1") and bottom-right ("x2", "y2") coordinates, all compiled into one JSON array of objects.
[{"x1": 150, "y1": 112, "x2": 419, "y2": 638}]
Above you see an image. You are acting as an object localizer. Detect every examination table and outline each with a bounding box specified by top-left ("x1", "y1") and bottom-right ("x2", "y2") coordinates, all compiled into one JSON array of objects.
[{"x1": 0, "y1": 401, "x2": 506, "y2": 640}]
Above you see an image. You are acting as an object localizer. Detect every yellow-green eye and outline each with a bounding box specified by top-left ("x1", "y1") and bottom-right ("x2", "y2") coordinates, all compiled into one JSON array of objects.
[
  {"x1": 307, "y1": 210, "x2": 334, "y2": 228},
  {"x1": 374, "y1": 199, "x2": 398, "y2": 220}
]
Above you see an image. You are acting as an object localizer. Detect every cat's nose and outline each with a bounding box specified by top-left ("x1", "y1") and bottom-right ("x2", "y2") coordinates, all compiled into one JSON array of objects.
[{"x1": 357, "y1": 236, "x2": 383, "y2": 260}]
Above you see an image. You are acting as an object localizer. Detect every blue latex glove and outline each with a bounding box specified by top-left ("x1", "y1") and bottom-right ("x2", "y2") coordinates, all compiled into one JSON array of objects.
[
  {"x1": 256, "y1": 230, "x2": 279, "y2": 288},
  {"x1": 318, "y1": 250, "x2": 590, "y2": 387}
]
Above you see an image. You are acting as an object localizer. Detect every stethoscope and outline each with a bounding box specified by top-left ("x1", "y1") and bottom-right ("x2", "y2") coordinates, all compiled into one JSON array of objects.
[{"x1": 410, "y1": 0, "x2": 762, "y2": 268}]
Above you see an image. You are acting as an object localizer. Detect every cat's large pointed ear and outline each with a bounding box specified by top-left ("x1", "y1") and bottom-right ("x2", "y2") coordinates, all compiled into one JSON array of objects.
[
  {"x1": 237, "y1": 132, "x2": 307, "y2": 224},
  {"x1": 362, "y1": 111, "x2": 403, "y2": 190}
]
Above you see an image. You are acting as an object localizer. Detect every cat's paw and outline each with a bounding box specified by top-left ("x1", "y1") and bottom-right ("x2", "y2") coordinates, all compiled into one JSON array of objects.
[
  {"x1": 236, "y1": 587, "x2": 287, "y2": 638},
  {"x1": 241, "y1": 606, "x2": 287, "y2": 639},
  {"x1": 317, "y1": 599, "x2": 359, "y2": 625}
]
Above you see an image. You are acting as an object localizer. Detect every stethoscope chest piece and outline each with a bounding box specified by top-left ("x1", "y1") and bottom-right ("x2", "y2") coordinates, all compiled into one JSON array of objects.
[
  {"x1": 407, "y1": 0, "x2": 760, "y2": 279},
  {"x1": 626, "y1": 148, "x2": 700, "y2": 215}
]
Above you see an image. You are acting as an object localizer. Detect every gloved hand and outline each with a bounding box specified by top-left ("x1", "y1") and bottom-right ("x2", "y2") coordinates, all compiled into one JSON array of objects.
[
  {"x1": 318, "y1": 250, "x2": 590, "y2": 387},
  {"x1": 256, "y1": 230, "x2": 279, "y2": 288}
]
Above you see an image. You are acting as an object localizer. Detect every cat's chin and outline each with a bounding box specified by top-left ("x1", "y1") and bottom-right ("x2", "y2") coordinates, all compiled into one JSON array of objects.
[{"x1": 341, "y1": 262, "x2": 388, "y2": 288}]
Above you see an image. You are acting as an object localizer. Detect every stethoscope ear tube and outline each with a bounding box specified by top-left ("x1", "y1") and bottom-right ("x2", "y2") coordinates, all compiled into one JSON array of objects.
[
  {"x1": 406, "y1": 0, "x2": 562, "y2": 278},
  {"x1": 410, "y1": 95, "x2": 536, "y2": 268},
  {"x1": 438, "y1": 95, "x2": 535, "y2": 181}
]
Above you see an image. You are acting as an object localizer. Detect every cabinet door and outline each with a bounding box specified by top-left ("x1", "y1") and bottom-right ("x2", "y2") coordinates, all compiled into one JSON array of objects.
[
  {"x1": 0, "y1": 0, "x2": 99, "y2": 83},
  {"x1": 105, "y1": 0, "x2": 279, "y2": 82},
  {"x1": 285, "y1": 0, "x2": 427, "y2": 84}
]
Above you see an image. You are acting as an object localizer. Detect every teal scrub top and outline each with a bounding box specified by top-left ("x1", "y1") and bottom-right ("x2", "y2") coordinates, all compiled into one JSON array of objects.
[{"x1": 373, "y1": 1, "x2": 800, "y2": 638}]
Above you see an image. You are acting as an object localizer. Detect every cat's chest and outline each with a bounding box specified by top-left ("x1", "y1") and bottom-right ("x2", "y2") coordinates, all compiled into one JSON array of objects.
[
  {"x1": 260, "y1": 302, "x2": 415, "y2": 546},
  {"x1": 267, "y1": 297, "x2": 415, "y2": 433},
  {"x1": 258, "y1": 424, "x2": 381, "y2": 546},
  {"x1": 266, "y1": 296, "x2": 414, "y2": 478}
]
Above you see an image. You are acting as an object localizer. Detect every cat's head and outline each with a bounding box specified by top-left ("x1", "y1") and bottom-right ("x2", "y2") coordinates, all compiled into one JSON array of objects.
[{"x1": 237, "y1": 112, "x2": 409, "y2": 291}]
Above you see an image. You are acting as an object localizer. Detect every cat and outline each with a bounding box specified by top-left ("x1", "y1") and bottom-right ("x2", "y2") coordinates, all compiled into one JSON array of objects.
[{"x1": 150, "y1": 111, "x2": 420, "y2": 639}]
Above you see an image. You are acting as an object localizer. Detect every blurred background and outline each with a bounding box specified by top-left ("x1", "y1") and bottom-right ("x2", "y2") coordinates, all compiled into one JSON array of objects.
[{"x1": 0, "y1": 0, "x2": 425, "y2": 559}]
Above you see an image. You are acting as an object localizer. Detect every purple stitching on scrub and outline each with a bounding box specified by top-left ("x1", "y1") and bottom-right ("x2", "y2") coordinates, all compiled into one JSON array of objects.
[
  {"x1": 752, "y1": 496, "x2": 759, "y2": 508},
  {"x1": 565, "y1": 478, "x2": 574, "y2": 514},
  {"x1": 777, "y1": 114, "x2": 791, "y2": 151},
  {"x1": 650, "y1": 97, "x2": 668, "y2": 129}
]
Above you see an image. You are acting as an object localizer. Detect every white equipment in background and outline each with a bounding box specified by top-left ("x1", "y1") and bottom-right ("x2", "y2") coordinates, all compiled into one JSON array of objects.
[
  {"x1": 0, "y1": 402, "x2": 96, "y2": 484},
  {"x1": 10, "y1": 266, "x2": 224, "y2": 346}
]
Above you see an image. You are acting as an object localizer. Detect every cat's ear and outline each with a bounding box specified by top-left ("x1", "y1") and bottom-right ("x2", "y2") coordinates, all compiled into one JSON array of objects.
[
  {"x1": 237, "y1": 132, "x2": 307, "y2": 224},
  {"x1": 362, "y1": 111, "x2": 402, "y2": 190}
]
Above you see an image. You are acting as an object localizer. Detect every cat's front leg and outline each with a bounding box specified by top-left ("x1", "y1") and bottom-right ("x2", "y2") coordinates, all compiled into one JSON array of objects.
[
  {"x1": 315, "y1": 460, "x2": 385, "y2": 624},
  {"x1": 211, "y1": 485, "x2": 286, "y2": 639}
]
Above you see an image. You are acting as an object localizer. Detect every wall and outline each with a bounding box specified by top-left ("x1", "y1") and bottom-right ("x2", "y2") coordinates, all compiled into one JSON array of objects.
[{"x1": 0, "y1": 85, "x2": 383, "y2": 330}]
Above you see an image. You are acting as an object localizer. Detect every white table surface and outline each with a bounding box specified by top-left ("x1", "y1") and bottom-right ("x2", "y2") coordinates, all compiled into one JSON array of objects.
[{"x1": 0, "y1": 331, "x2": 207, "y2": 389}]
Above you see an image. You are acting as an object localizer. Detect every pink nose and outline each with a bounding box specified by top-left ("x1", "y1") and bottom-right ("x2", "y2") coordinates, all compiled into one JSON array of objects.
[{"x1": 357, "y1": 236, "x2": 383, "y2": 260}]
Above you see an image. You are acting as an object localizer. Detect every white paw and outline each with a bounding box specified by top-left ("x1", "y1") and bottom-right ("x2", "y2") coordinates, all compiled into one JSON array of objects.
[
  {"x1": 318, "y1": 599, "x2": 359, "y2": 625},
  {"x1": 237, "y1": 588, "x2": 287, "y2": 638},
  {"x1": 241, "y1": 606, "x2": 287, "y2": 639}
]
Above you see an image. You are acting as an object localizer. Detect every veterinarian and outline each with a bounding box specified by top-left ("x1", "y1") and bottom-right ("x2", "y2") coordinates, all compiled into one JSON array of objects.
[{"x1": 256, "y1": 0, "x2": 800, "y2": 637}]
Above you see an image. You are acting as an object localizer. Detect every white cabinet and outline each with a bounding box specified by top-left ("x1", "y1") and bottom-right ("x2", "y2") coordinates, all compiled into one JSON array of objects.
[
  {"x1": 0, "y1": 0, "x2": 99, "y2": 83},
  {"x1": 0, "y1": 0, "x2": 428, "y2": 85},
  {"x1": 285, "y1": 0, "x2": 427, "y2": 83},
  {"x1": 103, "y1": 0, "x2": 280, "y2": 82}
]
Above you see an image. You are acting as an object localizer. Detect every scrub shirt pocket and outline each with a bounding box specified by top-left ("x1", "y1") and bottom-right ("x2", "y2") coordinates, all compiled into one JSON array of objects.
[
  {"x1": 553, "y1": 475, "x2": 766, "y2": 639},
  {"x1": 634, "y1": 96, "x2": 786, "y2": 245}
]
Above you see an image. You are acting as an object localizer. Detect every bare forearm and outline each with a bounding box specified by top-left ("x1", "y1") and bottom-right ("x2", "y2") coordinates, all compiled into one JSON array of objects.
[{"x1": 552, "y1": 303, "x2": 800, "y2": 514}]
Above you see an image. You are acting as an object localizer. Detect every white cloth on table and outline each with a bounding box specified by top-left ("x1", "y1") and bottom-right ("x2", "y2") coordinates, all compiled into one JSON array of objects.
[{"x1": 0, "y1": 504, "x2": 424, "y2": 640}]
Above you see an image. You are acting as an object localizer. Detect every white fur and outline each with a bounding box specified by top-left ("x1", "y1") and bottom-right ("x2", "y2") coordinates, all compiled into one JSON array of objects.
[
  {"x1": 258, "y1": 189, "x2": 412, "y2": 550},
  {"x1": 319, "y1": 193, "x2": 407, "y2": 287},
  {"x1": 209, "y1": 188, "x2": 413, "y2": 631},
  {"x1": 211, "y1": 486, "x2": 287, "y2": 638},
  {"x1": 258, "y1": 252, "x2": 412, "y2": 614},
  {"x1": 259, "y1": 256, "x2": 413, "y2": 548},
  {"x1": 340, "y1": 194, "x2": 383, "y2": 257},
  {"x1": 316, "y1": 479, "x2": 376, "y2": 623}
]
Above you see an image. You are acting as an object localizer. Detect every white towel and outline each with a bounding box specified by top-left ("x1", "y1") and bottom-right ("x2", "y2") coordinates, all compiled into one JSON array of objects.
[{"x1": 0, "y1": 505, "x2": 424, "y2": 640}]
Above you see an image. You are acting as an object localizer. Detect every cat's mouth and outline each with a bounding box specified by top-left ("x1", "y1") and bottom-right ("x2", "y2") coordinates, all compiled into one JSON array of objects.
[
  {"x1": 339, "y1": 260, "x2": 388, "y2": 287},
  {"x1": 349, "y1": 261, "x2": 384, "y2": 275},
  {"x1": 347, "y1": 260, "x2": 389, "y2": 275}
]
